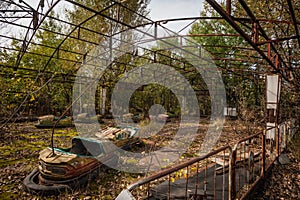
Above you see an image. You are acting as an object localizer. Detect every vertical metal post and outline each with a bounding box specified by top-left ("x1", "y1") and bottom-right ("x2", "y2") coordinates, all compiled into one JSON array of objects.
[
  {"x1": 276, "y1": 72, "x2": 281, "y2": 156},
  {"x1": 147, "y1": 183, "x2": 150, "y2": 199},
  {"x1": 275, "y1": 71, "x2": 281, "y2": 157},
  {"x1": 195, "y1": 162, "x2": 199, "y2": 197},
  {"x1": 275, "y1": 54, "x2": 279, "y2": 68},
  {"x1": 154, "y1": 22, "x2": 158, "y2": 39},
  {"x1": 78, "y1": 27, "x2": 80, "y2": 39},
  {"x1": 117, "y1": 3, "x2": 120, "y2": 21},
  {"x1": 276, "y1": 125, "x2": 280, "y2": 157},
  {"x1": 261, "y1": 130, "x2": 266, "y2": 177},
  {"x1": 109, "y1": 36, "x2": 113, "y2": 63},
  {"x1": 284, "y1": 122, "x2": 288, "y2": 149},
  {"x1": 226, "y1": 0, "x2": 231, "y2": 15},
  {"x1": 243, "y1": 144, "x2": 246, "y2": 184},
  {"x1": 229, "y1": 148, "x2": 236, "y2": 200},
  {"x1": 214, "y1": 161, "x2": 217, "y2": 200},
  {"x1": 79, "y1": 76, "x2": 82, "y2": 113},
  {"x1": 267, "y1": 43, "x2": 272, "y2": 71},
  {"x1": 168, "y1": 174, "x2": 171, "y2": 200},
  {"x1": 222, "y1": 151, "x2": 226, "y2": 200},
  {"x1": 253, "y1": 22, "x2": 258, "y2": 44},
  {"x1": 185, "y1": 166, "x2": 189, "y2": 199},
  {"x1": 33, "y1": 10, "x2": 39, "y2": 30},
  {"x1": 204, "y1": 159, "x2": 208, "y2": 196}
]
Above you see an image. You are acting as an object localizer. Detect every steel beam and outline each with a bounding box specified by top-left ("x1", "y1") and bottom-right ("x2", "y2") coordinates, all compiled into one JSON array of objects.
[
  {"x1": 41, "y1": 0, "x2": 117, "y2": 73},
  {"x1": 237, "y1": 0, "x2": 290, "y2": 71},
  {"x1": 0, "y1": 10, "x2": 32, "y2": 12},
  {"x1": 287, "y1": 0, "x2": 300, "y2": 48},
  {"x1": 256, "y1": 35, "x2": 300, "y2": 46},
  {"x1": 14, "y1": 0, "x2": 61, "y2": 70},
  {"x1": 205, "y1": 0, "x2": 279, "y2": 74}
]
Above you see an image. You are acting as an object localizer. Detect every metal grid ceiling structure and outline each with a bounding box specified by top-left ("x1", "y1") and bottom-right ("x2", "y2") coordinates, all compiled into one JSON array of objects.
[{"x1": 0, "y1": 0, "x2": 299, "y2": 88}]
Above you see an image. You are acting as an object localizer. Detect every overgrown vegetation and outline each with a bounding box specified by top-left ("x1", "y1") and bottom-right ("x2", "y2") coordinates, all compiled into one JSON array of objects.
[
  {"x1": 0, "y1": 119, "x2": 258, "y2": 199},
  {"x1": 0, "y1": 0, "x2": 300, "y2": 199},
  {"x1": 1, "y1": 0, "x2": 299, "y2": 126}
]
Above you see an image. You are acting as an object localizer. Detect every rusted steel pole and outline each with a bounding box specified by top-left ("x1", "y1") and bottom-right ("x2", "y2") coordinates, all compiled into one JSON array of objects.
[
  {"x1": 205, "y1": 0, "x2": 280, "y2": 73},
  {"x1": 194, "y1": 162, "x2": 199, "y2": 197},
  {"x1": 276, "y1": 74, "x2": 281, "y2": 156},
  {"x1": 287, "y1": 0, "x2": 300, "y2": 47},
  {"x1": 185, "y1": 166, "x2": 189, "y2": 199},
  {"x1": 226, "y1": 0, "x2": 231, "y2": 15},
  {"x1": 147, "y1": 183, "x2": 150, "y2": 199},
  {"x1": 261, "y1": 130, "x2": 266, "y2": 177},
  {"x1": 253, "y1": 22, "x2": 258, "y2": 44},
  {"x1": 238, "y1": 0, "x2": 289, "y2": 71},
  {"x1": 268, "y1": 43, "x2": 272, "y2": 71},
  {"x1": 168, "y1": 174, "x2": 171, "y2": 200},
  {"x1": 276, "y1": 124, "x2": 280, "y2": 157},
  {"x1": 154, "y1": 22, "x2": 158, "y2": 39},
  {"x1": 214, "y1": 163, "x2": 217, "y2": 200},
  {"x1": 229, "y1": 148, "x2": 237, "y2": 199}
]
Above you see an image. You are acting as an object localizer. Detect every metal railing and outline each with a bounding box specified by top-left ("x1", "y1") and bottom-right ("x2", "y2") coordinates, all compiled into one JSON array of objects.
[
  {"x1": 230, "y1": 131, "x2": 266, "y2": 199},
  {"x1": 116, "y1": 119, "x2": 297, "y2": 200},
  {"x1": 235, "y1": 120, "x2": 297, "y2": 199},
  {"x1": 118, "y1": 145, "x2": 232, "y2": 200}
]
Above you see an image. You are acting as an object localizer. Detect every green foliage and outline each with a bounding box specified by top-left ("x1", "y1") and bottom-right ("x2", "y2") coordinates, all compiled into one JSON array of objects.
[
  {"x1": 188, "y1": 1, "x2": 265, "y2": 118},
  {"x1": 3, "y1": 0, "x2": 297, "y2": 123},
  {"x1": 0, "y1": 0, "x2": 152, "y2": 118},
  {"x1": 0, "y1": 12, "x2": 73, "y2": 117}
]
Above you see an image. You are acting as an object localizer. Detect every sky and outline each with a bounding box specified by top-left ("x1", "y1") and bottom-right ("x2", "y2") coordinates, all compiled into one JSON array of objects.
[
  {"x1": 23, "y1": 0, "x2": 204, "y2": 33},
  {"x1": 23, "y1": 0, "x2": 203, "y2": 18},
  {"x1": 148, "y1": 0, "x2": 204, "y2": 34},
  {"x1": 1, "y1": 0, "x2": 204, "y2": 44},
  {"x1": 149, "y1": 0, "x2": 203, "y2": 20}
]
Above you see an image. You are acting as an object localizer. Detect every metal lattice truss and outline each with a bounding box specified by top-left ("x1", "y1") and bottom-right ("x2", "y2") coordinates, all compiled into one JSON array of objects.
[{"x1": 0, "y1": 0, "x2": 299, "y2": 89}]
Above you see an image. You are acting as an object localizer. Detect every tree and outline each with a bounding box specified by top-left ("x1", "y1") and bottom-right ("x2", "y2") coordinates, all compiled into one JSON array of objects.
[
  {"x1": 230, "y1": 0, "x2": 300, "y2": 122},
  {"x1": 0, "y1": 10, "x2": 75, "y2": 117},
  {"x1": 189, "y1": 0, "x2": 300, "y2": 122},
  {"x1": 63, "y1": 0, "x2": 150, "y2": 116}
]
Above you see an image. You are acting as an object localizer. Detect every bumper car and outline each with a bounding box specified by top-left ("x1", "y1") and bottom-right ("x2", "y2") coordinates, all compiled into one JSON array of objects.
[
  {"x1": 35, "y1": 115, "x2": 74, "y2": 129},
  {"x1": 23, "y1": 126, "x2": 139, "y2": 195}
]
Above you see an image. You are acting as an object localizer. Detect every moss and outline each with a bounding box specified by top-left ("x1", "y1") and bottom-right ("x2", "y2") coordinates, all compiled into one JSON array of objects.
[
  {"x1": 2, "y1": 151, "x2": 11, "y2": 156},
  {"x1": 104, "y1": 195, "x2": 112, "y2": 199},
  {"x1": 53, "y1": 128, "x2": 78, "y2": 137},
  {"x1": 25, "y1": 135, "x2": 40, "y2": 139},
  {"x1": 0, "y1": 192, "x2": 18, "y2": 200},
  {"x1": 182, "y1": 152, "x2": 198, "y2": 158},
  {"x1": 0, "y1": 158, "x2": 34, "y2": 168},
  {"x1": 39, "y1": 119, "x2": 54, "y2": 125}
]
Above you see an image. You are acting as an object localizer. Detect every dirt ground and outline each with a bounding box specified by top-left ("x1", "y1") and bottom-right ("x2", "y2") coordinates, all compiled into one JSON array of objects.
[{"x1": 0, "y1": 118, "x2": 297, "y2": 199}]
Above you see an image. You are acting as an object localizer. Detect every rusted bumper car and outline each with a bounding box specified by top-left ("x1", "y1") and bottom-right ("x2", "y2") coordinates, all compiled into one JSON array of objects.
[
  {"x1": 35, "y1": 115, "x2": 74, "y2": 129},
  {"x1": 23, "y1": 126, "x2": 139, "y2": 195}
]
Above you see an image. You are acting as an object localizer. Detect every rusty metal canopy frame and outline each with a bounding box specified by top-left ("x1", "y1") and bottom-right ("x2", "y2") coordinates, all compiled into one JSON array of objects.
[
  {"x1": 0, "y1": 1, "x2": 299, "y2": 197},
  {"x1": 0, "y1": 0, "x2": 299, "y2": 87}
]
